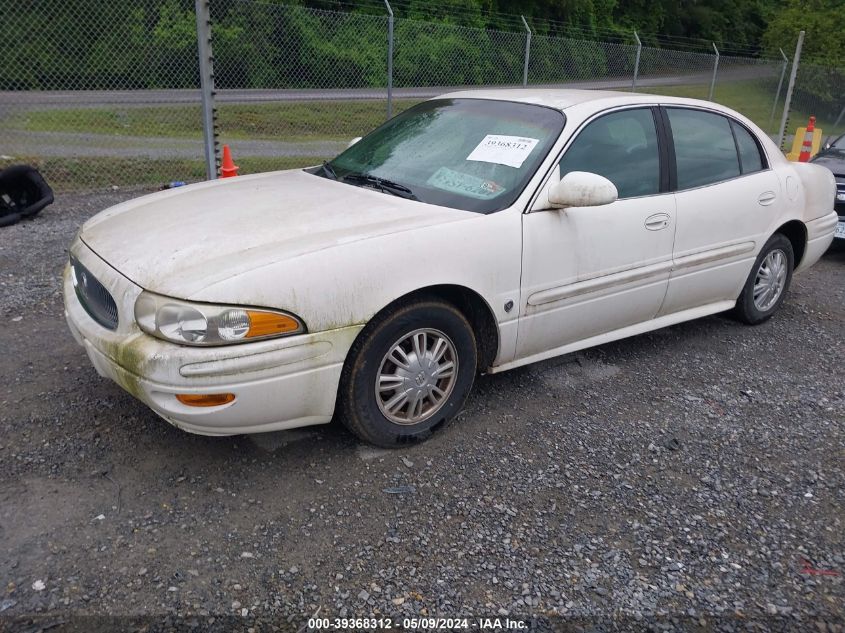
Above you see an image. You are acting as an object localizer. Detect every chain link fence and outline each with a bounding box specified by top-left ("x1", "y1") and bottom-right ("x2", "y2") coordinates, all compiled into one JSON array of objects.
[
  {"x1": 780, "y1": 62, "x2": 845, "y2": 151},
  {"x1": 209, "y1": 2, "x2": 391, "y2": 174},
  {"x1": 528, "y1": 35, "x2": 639, "y2": 86},
  {"x1": 394, "y1": 19, "x2": 525, "y2": 88},
  {"x1": 635, "y1": 46, "x2": 716, "y2": 99},
  {"x1": 1, "y1": 0, "x2": 841, "y2": 193},
  {"x1": 0, "y1": 0, "x2": 207, "y2": 191},
  {"x1": 712, "y1": 54, "x2": 787, "y2": 136}
]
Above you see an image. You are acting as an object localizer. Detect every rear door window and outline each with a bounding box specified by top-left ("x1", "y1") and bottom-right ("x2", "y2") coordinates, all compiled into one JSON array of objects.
[{"x1": 666, "y1": 108, "x2": 740, "y2": 190}]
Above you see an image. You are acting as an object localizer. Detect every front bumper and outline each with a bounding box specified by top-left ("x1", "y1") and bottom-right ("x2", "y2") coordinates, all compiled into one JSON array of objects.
[{"x1": 64, "y1": 240, "x2": 363, "y2": 436}]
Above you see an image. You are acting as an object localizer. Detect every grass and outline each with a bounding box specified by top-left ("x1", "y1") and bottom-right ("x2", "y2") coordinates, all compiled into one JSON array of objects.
[
  {"x1": 640, "y1": 82, "x2": 781, "y2": 133},
  {"x1": 0, "y1": 155, "x2": 325, "y2": 192},
  {"x1": 5, "y1": 98, "x2": 421, "y2": 190},
  {"x1": 641, "y1": 81, "x2": 845, "y2": 139},
  {"x1": 14, "y1": 99, "x2": 421, "y2": 142},
  {"x1": 7, "y1": 86, "x2": 842, "y2": 192},
  {"x1": 16, "y1": 87, "x2": 842, "y2": 149}
]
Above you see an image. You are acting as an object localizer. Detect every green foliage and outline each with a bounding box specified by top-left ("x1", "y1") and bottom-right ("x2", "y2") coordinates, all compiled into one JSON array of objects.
[
  {"x1": 152, "y1": 0, "x2": 200, "y2": 87},
  {"x1": 763, "y1": 0, "x2": 845, "y2": 66},
  {"x1": 675, "y1": 0, "x2": 774, "y2": 49},
  {"x1": 1, "y1": 0, "x2": 842, "y2": 92},
  {"x1": 528, "y1": 34, "x2": 624, "y2": 83},
  {"x1": 0, "y1": 0, "x2": 201, "y2": 89},
  {"x1": 763, "y1": 0, "x2": 845, "y2": 118},
  {"x1": 394, "y1": 20, "x2": 521, "y2": 86},
  {"x1": 291, "y1": 9, "x2": 388, "y2": 88}
]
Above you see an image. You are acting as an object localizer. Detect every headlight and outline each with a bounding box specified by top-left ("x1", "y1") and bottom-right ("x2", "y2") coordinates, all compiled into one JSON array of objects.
[
  {"x1": 157, "y1": 304, "x2": 208, "y2": 343},
  {"x1": 134, "y1": 291, "x2": 305, "y2": 346}
]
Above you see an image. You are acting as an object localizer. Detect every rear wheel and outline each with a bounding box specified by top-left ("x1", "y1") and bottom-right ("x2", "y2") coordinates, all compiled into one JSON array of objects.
[
  {"x1": 339, "y1": 298, "x2": 477, "y2": 447},
  {"x1": 733, "y1": 233, "x2": 794, "y2": 324}
]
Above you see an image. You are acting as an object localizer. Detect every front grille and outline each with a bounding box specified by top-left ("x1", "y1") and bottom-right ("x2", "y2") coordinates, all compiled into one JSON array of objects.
[
  {"x1": 834, "y1": 177, "x2": 845, "y2": 213},
  {"x1": 70, "y1": 256, "x2": 119, "y2": 330}
]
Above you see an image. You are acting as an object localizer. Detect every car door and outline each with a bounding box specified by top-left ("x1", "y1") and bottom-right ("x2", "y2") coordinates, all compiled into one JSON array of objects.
[
  {"x1": 658, "y1": 107, "x2": 782, "y2": 316},
  {"x1": 516, "y1": 106, "x2": 677, "y2": 361}
]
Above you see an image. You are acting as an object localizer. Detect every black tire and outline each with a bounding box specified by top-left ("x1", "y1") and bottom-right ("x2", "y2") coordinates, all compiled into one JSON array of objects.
[
  {"x1": 0, "y1": 211, "x2": 22, "y2": 228},
  {"x1": 733, "y1": 233, "x2": 794, "y2": 325},
  {"x1": 339, "y1": 298, "x2": 477, "y2": 447},
  {"x1": 0, "y1": 164, "x2": 54, "y2": 220}
]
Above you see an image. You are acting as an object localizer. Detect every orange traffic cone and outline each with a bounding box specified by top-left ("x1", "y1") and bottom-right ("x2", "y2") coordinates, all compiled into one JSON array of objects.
[
  {"x1": 798, "y1": 116, "x2": 816, "y2": 162},
  {"x1": 220, "y1": 144, "x2": 239, "y2": 178}
]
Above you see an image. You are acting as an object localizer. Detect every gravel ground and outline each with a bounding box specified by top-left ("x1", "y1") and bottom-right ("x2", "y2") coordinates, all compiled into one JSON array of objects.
[{"x1": 1, "y1": 191, "x2": 843, "y2": 632}]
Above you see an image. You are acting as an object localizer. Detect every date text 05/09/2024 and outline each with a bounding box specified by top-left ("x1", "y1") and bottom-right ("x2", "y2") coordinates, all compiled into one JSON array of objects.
[{"x1": 307, "y1": 617, "x2": 529, "y2": 630}]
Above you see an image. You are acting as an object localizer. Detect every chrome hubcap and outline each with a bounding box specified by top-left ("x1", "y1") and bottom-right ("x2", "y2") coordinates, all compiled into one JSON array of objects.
[
  {"x1": 753, "y1": 249, "x2": 787, "y2": 312},
  {"x1": 376, "y1": 328, "x2": 458, "y2": 425}
]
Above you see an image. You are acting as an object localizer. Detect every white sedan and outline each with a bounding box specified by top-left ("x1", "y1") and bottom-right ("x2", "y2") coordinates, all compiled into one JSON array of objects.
[{"x1": 64, "y1": 89, "x2": 838, "y2": 446}]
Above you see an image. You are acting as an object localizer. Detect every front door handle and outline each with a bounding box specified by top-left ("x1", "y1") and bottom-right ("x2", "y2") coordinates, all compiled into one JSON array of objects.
[
  {"x1": 645, "y1": 213, "x2": 670, "y2": 231},
  {"x1": 758, "y1": 191, "x2": 777, "y2": 206}
]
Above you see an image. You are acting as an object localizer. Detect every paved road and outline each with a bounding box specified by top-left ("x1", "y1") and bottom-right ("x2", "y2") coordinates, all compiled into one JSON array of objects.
[
  {"x1": 0, "y1": 66, "x2": 777, "y2": 108},
  {"x1": 0, "y1": 68, "x2": 780, "y2": 166},
  {"x1": 0, "y1": 190, "x2": 842, "y2": 631},
  {"x1": 0, "y1": 75, "x2": 716, "y2": 108}
]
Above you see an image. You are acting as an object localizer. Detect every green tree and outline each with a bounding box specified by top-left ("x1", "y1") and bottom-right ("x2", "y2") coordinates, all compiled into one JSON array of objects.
[
  {"x1": 763, "y1": 0, "x2": 844, "y2": 115},
  {"x1": 763, "y1": 0, "x2": 845, "y2": 65}
]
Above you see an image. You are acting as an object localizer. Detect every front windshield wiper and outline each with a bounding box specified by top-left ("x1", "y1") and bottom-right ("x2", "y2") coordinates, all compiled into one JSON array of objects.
[
  {"x1": 318, "y1": 161, "x2": 337, "y2": 180},
  {"x1": 342, "y1": 172, "x2": 418, "y2": 201}
]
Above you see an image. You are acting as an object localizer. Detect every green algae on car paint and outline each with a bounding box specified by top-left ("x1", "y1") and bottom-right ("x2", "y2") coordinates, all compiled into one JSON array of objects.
[{"x1": 99, "y1": 335, "x2": 156, "y2": 402}]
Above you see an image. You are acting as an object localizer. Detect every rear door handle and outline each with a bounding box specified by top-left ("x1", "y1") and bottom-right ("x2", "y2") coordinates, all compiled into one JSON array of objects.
[
  {"x1": 645, "y1": 213, "x2": 670, "y2": 231},
  {"x1": 758, "y1": 191, "x2": 777, "y2": 206}
]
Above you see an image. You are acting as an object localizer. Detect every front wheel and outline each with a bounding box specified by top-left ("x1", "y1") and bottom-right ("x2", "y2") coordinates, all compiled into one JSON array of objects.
[
  {"x1": 339, "y1": 298, "x2": 477, "y2": 447},
  {"x1": 733, "y1": 233, "x2": 794, "y2": 325}
]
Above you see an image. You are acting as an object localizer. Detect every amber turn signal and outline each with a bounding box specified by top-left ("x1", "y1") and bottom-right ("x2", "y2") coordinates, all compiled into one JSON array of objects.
[
  {"x1": 176, "y1": 393, "x2": 236, "y2": 407},
  {"x1": 245, "y1": 311, "x2": 301, "y2": 338}
]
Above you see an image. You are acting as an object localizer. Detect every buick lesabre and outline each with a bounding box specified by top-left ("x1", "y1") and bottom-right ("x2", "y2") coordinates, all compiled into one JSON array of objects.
[{"x1": 64, "y1": 90, "x2": 838, "y2": 446}]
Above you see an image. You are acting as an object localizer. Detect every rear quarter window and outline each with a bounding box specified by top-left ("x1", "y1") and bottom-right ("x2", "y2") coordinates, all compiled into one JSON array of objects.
[{"x1": 731, "y1": 120, "x2": 766, "y2": 174}]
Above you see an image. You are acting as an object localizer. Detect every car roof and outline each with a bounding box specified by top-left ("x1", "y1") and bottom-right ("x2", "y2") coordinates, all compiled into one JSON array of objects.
[{"x1": 438, "y1": 88, "x2": 724, "y2": 113}]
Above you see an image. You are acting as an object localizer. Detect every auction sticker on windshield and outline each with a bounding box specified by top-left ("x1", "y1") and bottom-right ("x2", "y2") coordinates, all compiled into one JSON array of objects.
[
  {"x1": 466, "y1": 135, "x2": 540, "y2": 168},
  {"x1": 427, "y1": 167, "x2": 506, "y2": 199}
]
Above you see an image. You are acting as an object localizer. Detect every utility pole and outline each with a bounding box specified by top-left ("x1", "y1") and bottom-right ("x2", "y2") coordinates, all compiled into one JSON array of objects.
[
  {"x1": 195, "y1": 0, "x2": 219, "y2": 179},
  {"x1": 777, "y1": 31, "x2": 804, "y2": 149},
  {"x1": 385, "y1": 0, "x2": 394, "y2": 119},
  {"x1": 521, "y1": 16, "x2": 531, "y2": 87},
  {"x1": 631, "y1": 31, "x2": 642, "y2": 92},
  {"x1": 708, "y1": 42, "x2": 720, "y2": 101}
]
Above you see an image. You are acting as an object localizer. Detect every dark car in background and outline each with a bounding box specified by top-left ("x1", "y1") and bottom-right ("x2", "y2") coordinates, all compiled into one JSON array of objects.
[{"x1": 810, "y1": 133, "x2": 845, "y2": 241}]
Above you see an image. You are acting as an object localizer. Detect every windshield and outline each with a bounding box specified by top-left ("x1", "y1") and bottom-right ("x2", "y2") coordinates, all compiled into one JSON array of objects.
[
  {"x1": 318, "y1": 98, "x2": 565, "y2": 213},
  {"x1": 831, "y1": 134, "x2": 845, "y2": 150}
]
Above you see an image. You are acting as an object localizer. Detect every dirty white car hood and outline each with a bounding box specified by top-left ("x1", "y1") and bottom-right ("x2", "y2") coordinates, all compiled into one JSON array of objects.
[{"x1": 80, "y1": 169, "x2": 472, "y2": 298}]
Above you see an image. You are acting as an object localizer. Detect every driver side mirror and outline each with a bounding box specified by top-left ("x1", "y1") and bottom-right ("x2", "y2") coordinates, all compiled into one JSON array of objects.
[{"x1": 539, "y1": 171, "x2": 618, "y2": 210}]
